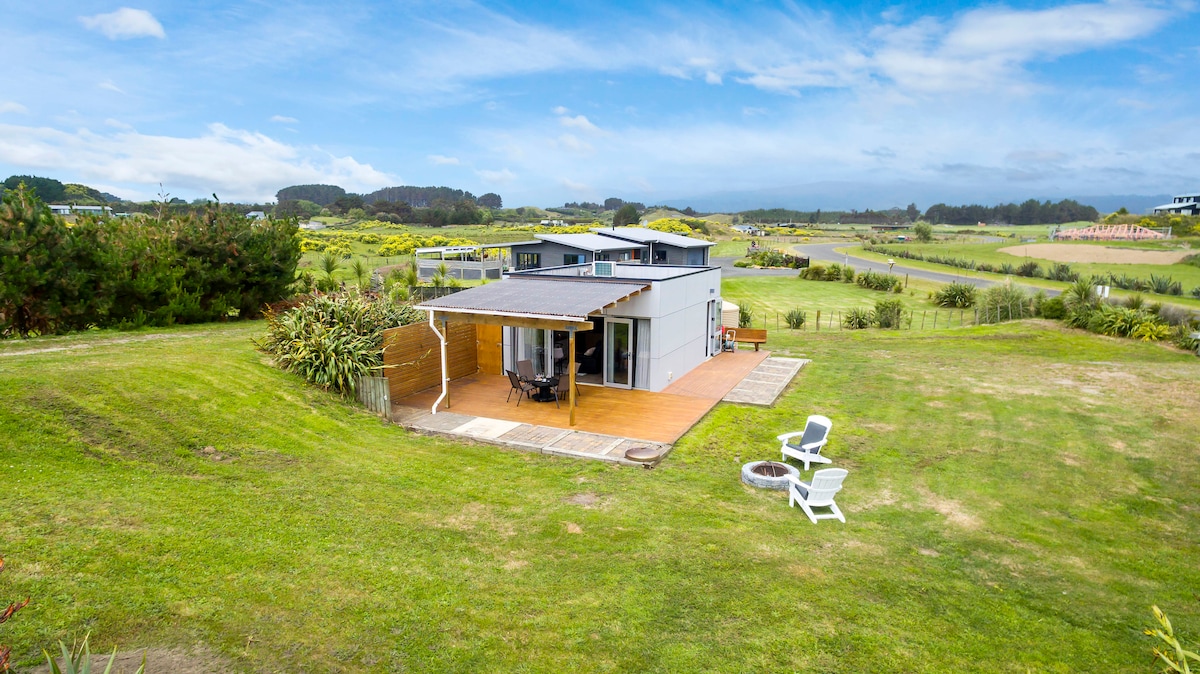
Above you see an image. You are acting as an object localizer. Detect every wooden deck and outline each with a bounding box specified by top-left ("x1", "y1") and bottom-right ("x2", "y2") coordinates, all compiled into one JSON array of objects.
[{"x1": 394, "y1": 350, "x2": 770, "y2": 444}]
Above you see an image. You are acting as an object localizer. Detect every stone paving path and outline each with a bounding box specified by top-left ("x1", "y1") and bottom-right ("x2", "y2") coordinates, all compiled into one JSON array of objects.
[
  {"x1": 392, "y1": 356, "x2": 808, "y2": 466},
  {"x1": 723, "y1": 357, "x2": 809, "y2": 405}
]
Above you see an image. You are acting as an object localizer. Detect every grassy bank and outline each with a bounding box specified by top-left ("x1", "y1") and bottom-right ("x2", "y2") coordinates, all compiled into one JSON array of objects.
[{"x1": 1, "y1": 318, "x2": 1198, "y2": 672}]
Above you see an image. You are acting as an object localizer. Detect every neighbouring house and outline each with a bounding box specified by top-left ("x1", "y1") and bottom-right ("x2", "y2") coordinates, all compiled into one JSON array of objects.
[
  {"x1": 1153, "y1": 193, "x2": 1200, "y2": 216},
  {"x1": 48, "y1": 204, "x2": 112, "y2": 217},
  {"x1": 416, "y1": 261, "x2": 725, "y2": 399},
  {"x1": 588, "y1": 227, "x2": 714, "y2": 265},
  {"x1": 414, "y1": 243, "x2": 512, "y2": 280},
  {"x1": 246, "y1": 211, "x2": 266, "y2": 220},
  {"x1": 731, "y1": 224, "x2": 763, "y2": 236},
  {"x1": 508, "y1": 233, "x2": 646, "y2": 270}
]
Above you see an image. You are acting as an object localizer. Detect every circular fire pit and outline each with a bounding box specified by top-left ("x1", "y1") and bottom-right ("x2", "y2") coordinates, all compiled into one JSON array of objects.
[{"x1": 741, "y1": 460, "x2": 799, "y2": 490}]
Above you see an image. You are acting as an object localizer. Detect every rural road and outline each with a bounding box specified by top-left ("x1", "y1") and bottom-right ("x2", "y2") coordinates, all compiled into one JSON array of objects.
[{"x1": 717, "y1": 241, "x2": 1059, "y2": 295}]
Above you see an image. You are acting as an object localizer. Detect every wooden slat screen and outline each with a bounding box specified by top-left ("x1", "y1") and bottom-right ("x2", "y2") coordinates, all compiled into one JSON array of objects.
[{"x1": 381, "y1": 321, "x2": 479, "y2": 400}]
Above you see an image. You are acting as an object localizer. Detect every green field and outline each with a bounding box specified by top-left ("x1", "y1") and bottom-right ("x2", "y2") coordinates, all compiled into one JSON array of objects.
[{"x1": 2, "y1": 300, "x2": 1198, "y2": 672}]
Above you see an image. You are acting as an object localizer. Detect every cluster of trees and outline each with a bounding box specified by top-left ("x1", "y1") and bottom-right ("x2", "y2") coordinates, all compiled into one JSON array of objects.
[
  {"x1": 0, "y1": 187, "x2": 300, "y2": 337},
  {"x1": 923, "y1": 199, "x2": 1098, "y2": 225},
  {"x1": 3, "y1": 175, "x2": 121, "y2": 206},
  {"x1": 274, "y1": 184, "x2": 503, "y2": 221}
]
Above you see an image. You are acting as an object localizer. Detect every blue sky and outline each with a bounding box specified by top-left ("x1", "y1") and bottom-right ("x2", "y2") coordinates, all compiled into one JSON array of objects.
[{"x1": 2, "y1": 0, "x2": 1197, "y2": 209}]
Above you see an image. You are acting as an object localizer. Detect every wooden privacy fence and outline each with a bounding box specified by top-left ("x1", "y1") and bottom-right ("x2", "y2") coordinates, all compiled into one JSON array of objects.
[
  {"x1": 356, "y1": 375, "x2": 392, "y2": 420},
  {"x1": 380, "y1": 321, "x2": 478, "y2": 401}
]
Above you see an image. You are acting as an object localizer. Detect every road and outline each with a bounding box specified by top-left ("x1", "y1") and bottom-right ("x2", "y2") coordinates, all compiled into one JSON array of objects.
[{"x1": 719, "y1": 241, "x2": 1057, "y2": 295}]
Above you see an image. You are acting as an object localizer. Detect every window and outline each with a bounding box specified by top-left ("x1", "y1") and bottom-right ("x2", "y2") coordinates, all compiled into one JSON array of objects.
[
  {"x1": 654, "y1": 249, "x2": 668, "y2": 263},
  {"x1": 595, "y1": 253, "x2": 611, "y2": 261},
  {"x1": 516, "y1": 252, "x2": 540, "y2": 270},
  {"x1": 564, "y1": 253, "x2": 585, "y2": 265}
]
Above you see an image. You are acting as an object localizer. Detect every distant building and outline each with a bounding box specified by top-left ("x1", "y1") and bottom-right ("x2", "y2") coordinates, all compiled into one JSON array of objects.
[
  {"x1": 731, "y1": 224, "x2": 763, "y2": 236},
  {"x1": 1153, "y1": 193, "x2": 1200, "y2": 216},
  {"x1": 48, "y1": 204, "x2": 112, "y2": 217},
  {"x1": 246, "y1": 211, "x2": 266, "y2": 220},
  {"x1": 506, "y1": 227, "x2": 713, "y2": 270}
]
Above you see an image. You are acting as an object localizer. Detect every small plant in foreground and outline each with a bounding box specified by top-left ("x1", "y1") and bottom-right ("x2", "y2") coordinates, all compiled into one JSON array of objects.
[
  {"x1": 784, "y1": 308, "x2": 806, "y2": 329},
  {"x1": 44, "y1": 632, "x2": 145, "y2": 674},
  {"x1": 874, "y1": 299, "x2": 905, "y2": 329},
  {"x1": 1145, "y1": 605, "x2": 1199, "y2": 673}
]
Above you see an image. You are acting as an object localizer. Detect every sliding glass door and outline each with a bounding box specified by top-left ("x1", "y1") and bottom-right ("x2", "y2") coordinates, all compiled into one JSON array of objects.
[{"x1": 604, "y1": 318, "x2": 632, "y2": 388}]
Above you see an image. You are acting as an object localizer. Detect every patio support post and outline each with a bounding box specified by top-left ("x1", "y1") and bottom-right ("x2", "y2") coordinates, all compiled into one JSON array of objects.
[
  {"x1": 429, "y1": 312, "x2": 449, "y2": 413},
  {"x1": 568, "y1": 327, "x2": 577, "y2": 426}
]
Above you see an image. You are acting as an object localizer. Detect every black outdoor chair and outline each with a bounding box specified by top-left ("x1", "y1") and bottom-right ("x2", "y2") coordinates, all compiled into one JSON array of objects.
[{"x1": 506, "y1": 370, "x2": 535, "y2": 405}]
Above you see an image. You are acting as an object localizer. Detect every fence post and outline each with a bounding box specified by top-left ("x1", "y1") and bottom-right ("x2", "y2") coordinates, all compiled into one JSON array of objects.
[
  {"x1": 933, "y1": 310, "x2": 938, "y2": 329},
  {"x1": 815, "y1": 310, "x2": 820, "y2": 332},
  {"x1": 837, "y1": 311, "x2": 842, "y2": 330},
  {"x1": 974, "y1": 308, "x2": 978, "y2": 324},
  {"x1": 921, "y1": 311, "x2": 926, "y2": 329},
  {"x1": 905, "y1": 273, "x2": 909, "y2": 288}
]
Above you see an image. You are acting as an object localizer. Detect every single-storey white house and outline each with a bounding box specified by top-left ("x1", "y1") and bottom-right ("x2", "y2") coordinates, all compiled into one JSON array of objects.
[
  {"x1": 1153, "y1": 193, "x2": 1200, "y2": 216},
  {"x1": 49, "y1": 204, "x2": 112, "y2": 217},
  {"x1": 731, "y1": 224, "x2": 764, "y2": 236},
  {"x1": 416, "y1": 261, "x2": 724, "y2": 402}
]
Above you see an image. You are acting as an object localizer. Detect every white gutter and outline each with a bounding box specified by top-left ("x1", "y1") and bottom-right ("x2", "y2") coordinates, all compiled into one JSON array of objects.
[
  {"x1": 413, "y1": 306, "x2": 595, "y2": 324},
  {"x1": 428, "y1": 312, "x2": 448, "y2": 415}
]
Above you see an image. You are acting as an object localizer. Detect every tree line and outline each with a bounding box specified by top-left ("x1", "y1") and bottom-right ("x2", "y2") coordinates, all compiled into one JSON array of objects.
[
  {"x1": 922, "y1": 199, "x2": 1098, "y2": 225},
  {"x1": 0, "y1": 186, "x2": 301, "y2": 337}
]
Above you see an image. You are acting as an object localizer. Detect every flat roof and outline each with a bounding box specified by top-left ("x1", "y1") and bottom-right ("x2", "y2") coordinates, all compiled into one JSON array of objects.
[
  {"x1": 591, "y1": 227, "x2": 714, "y2": 248},
  {"x1": 514, "y1": 263, "x2": 718, "y2": 282},
  {"x1": 532, "y1": 233, "x2": 649, "y2": 252},
  {"x1": 414, "y1": 243, "x2": 526, "y2": 254},
  {"x1": 416, "y1": 278, "x2": 650, "y2": 322}
]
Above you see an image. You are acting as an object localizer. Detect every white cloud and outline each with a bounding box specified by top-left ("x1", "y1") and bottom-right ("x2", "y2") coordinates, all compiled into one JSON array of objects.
[
  {"x1": 0, "y1": 102, "x2": 28, "y2": 115},
  {"x1": 98, "y1": 81, "x2": 125, "y2": 94},
  {"x1": 270, "y1": 115, "x2": 299, "y2": 124},
  {"x1": 79, "y1": 8, "x2": 166, "y2": 40},
  {"x1": 0, "y1": 122, "x2": 394, "y2": 202},
  {"x1": 476, "y1": 168, "x2": 516, "y2": 185},
  {"x1": 559, "y1": 115, "x2": 600, "y2": 132},
  {"x1": 560, "y1": 178, "x2": 591, "y2": 194},
  {"x1": 705, "y1": 71, "x2": 722, "y2": 85},
  {"x1": 555, "y1": 134, "x2": 593, "y2": 154},
  {"x1": 428, "y1": 154, "x2": 460, "y2": 165},
  {"x1": 552, "y1": 106, "x2": 569, "y2": 115}
]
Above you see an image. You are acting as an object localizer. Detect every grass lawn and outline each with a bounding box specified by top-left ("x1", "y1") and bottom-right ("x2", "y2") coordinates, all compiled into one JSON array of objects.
[
  {"x1": 722, "y1": 275, "x2": 946, "y2": 330},
  {"x1": 2, "y1": 315, "x2": 1199, "y2": 672}
]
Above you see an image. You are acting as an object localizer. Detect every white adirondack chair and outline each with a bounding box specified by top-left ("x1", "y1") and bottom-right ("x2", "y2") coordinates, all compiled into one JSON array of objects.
[
  {"x1": 786, "y1": 468, "x2": 848, "y2": 523},
  {"x1": 777, "y1": 415, "x2": 832, "y2": 470}
]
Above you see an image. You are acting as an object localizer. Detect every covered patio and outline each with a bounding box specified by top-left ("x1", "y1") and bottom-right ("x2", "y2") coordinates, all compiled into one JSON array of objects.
[{"x1": 393, "y1": 349, "x2": 770, "y2": 444}]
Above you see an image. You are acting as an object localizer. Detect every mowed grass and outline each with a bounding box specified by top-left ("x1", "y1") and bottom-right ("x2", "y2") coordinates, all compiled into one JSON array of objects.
[
  {"x1": 1, "y1": 317, "x2": 1199, "y2": 672},
  {"x1": 723, "y1": 275, "x2": 945, "y2": 329}
]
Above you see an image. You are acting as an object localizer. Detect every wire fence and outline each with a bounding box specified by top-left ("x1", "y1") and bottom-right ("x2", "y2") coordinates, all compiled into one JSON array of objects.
[{"x1": 748, "y1": 303, "x2": 1038, "y2": 332}]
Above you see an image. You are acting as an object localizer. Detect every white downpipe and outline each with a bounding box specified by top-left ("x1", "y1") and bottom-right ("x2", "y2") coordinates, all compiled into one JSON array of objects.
[{"x1": 429, "y1": 312, "x2": 448, "y2": 414}]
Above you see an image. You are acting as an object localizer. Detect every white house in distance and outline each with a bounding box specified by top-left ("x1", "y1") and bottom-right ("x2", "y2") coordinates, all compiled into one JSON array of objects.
[
  {"x1": 49, "y1": 205, "x2": 112, "y2": 217},
  {"x1": 1153, "y1": 193, "x2": 1200, "y2": 216},
  {"x1": 417, "y1": 261, "x2": 724, "y2": 394}
]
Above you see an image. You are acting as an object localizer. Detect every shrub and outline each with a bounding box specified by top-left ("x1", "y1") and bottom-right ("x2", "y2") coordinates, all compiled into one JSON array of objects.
[
  {"x1": 1131, "y1": 321, "x2": 1171, "y2": 342},
  {"x1": 998, "y1": 263, "x2": 1016, "y2": 275},
  {"x1": 843, "y1": 308, "x2": 874, "y2": 329},
  {"x1": 856, "y1": 270, "x2": 901, "y2": 292},
  {"x1": 738, "y1": 301, "x2": 754, "y2": 328},
  {"x1": 1145, "y1": 605, "x2": 1200, "y2": 673},
  {"x1": 257, "y1": 293, "x2": 424, "y2": 394},
  {"x1": 874, "y1": 299, "x2": 905, "y2": 329},
  {"x1": 1169, "y1": 324, "x2": 1200, "y2": 351},
  {"x1": 841, "y1": 266, "x2": 855, "y2": 283},
  {"x1": 1016, "y1": 260, "x2": 1043, "y2": 278},
  {"x1": 784, "y1": 308, "x2": 807, "y2": 329},
  {"x1": 1155, "y1": 304, "x2": 1196, "y2": 328},
  {"x1": 977, "y1": 283, "x2": 1032, "y2": 323},
  {"x1": 733, "y1": 259, "x2": 751, "y2": 268},
  {"x1": 933, "y1": 282, "x2": 977, "y2": 308},
  {"x1": 1193, "y1": 287, "x2": 1200, "y2": 299},
  {"x1": 1037, "y1": 296, "x2": 1067, "y2": 320},
  {"x1": 824, "y1": 263, "x2": 843, "y2": 282},
  {"x1": 913, "y1": 221, "x2": 933, "y2": 242},
  {"x1": 799, "y1": 264, "x2": 826, "y2": 280},
  {"x1": 1046, "y1": 263, "x2": 1079, "y2": 282},
  {"x1": 1123, "y1": 293, "x2": 1146, "y2": 311},
  {"x1": 1148, "y1": 274, "x2": 1183, "y2": 296}
]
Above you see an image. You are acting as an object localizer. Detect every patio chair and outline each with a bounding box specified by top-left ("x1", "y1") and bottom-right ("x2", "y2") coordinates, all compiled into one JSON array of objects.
[
  {"x1": 506, "y1": 370, "x2": 535, "y2": 405},
  {"x1": 555, "y1": 376, "x2": 579, "y2": 406},
  {"x1": 786, "y1": 468, "x2": 848, "y2": 524},
  {"x1": 516, "y1": 359, "x2": 537, "y2": 382},
  {"x1": 778, "y1": 415, "x2": 832, "y2": 470}
]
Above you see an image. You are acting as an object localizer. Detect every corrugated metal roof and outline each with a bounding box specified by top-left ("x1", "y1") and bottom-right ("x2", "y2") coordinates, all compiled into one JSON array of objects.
[
  {"x1": 592, "y1": 227, "x2": 714, "y2": 248},
  {"x1": 534, "y1": 233, "x2": 648, "y2": 251},
  {"x1": 417, "y1": 278, "x2": 649, "y2": 321}
]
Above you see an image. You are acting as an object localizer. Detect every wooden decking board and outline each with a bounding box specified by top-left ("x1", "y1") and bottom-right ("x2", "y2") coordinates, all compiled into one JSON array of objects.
[{"x1": 393, "y1": 351, "x2": 767, "y2": 443}]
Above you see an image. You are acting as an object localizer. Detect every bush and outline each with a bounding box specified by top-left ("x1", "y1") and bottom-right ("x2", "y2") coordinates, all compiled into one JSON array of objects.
[
  {"x1": 933, "y1": 282, "x2": 977, "y2": 308},
  {"x1": 784, "y1": 308, "x2": 807, "y2": 329},
  {"x1": 1046, "y1": 263, "x2": 1079, "y2": 282},
  {"x1": 257, "y1": 293, "x2": 425, "y2": 394},
  {"x1": 977, "y1": 283, "x2": 1032, "y2": 324},
  {"x1": 738, "y1": 301, "x2": 754, "y2": 328},
  {"x1": 856, "y1": 270, "x2": 901, "y2": 292},
  {"x1": 1015, "y1": 260, "x2": 1044, "y2": 278},
  {"x1": 733, "y1": 259, "x2": 751, "y2": 268},
  {"x1": 1037, "y1": 296, "x2": 1067, "y2": 320},
  {"x1": 1170, "y1": 324, "x2": 1200, "y2": 351},
  {"x1": 1148, "y1": 274, "x2": 1183, "y2": 296},
  {"x1": 843, "y1": 308, "x2": 874, "y2": 329},
  {"x1": 874, "y1": 299, "x2": 905, "y2": 329},
  {"x1": 799, "y1": 264, "x2": 826, "y2": 280},
  {"x1": 914, "y1": 221, "x2": 933, "y2": 242}
]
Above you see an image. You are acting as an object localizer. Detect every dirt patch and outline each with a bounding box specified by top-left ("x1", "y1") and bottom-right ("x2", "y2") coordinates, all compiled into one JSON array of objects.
[
  {"x1": 916, "y1": 486, "x2": 982, "y2": 529},
  {"x1": 564, "y1": 492, "x2": 604, "y2": 508},
  {"x1": 998, "y1": 243, "x2": 1192, "y2": 265},
  {"x1": 33, "y1": 646, "x2": 236, "y2": 674}
]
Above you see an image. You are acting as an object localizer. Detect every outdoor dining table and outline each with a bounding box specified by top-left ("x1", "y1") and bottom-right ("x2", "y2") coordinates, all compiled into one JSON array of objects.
[{"x1": 529, "y1": 376, "x2": 559, "y2": 403}]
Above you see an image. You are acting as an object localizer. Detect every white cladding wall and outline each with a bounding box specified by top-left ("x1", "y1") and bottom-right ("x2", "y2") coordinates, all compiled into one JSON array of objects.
[{"x1": 602, "y1": 268, "x2": 721, "y2": 391}]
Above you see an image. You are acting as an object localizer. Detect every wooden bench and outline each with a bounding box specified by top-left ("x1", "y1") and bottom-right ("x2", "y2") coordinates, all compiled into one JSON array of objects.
[{"x1": 729, "y1": 328, "x2": 768, "y2": 351}]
